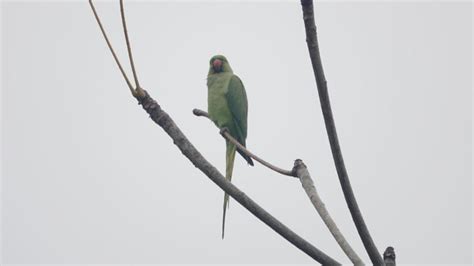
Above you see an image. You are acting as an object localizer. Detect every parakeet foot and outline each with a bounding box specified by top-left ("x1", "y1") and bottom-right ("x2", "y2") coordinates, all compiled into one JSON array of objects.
[{"x1": 219, "y1": 127, "x2": 230, "y2": 136}]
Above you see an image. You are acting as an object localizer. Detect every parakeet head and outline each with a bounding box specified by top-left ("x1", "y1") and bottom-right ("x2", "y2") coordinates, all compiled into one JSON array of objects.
[{"x1": 208, "y1": 55, "x2": 233, "y2": 74}]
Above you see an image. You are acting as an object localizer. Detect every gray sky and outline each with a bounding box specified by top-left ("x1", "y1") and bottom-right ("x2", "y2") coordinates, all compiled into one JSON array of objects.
[{"x1": 1, "y1": 1, "x2": 472, "y2": 265}]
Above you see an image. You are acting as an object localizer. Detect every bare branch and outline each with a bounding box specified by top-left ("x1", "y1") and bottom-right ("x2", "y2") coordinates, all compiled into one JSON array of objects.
[
  {"x1": 193, "y1": 109, "x2": 295, "y2": 177},
  {"x1": 300, "y1": 0, "x2": 384, "y2": 264},
  {"x1": 89, "y1": 2, "x2": 340, "y2": 264},
  {"x1": 119, "y1": 0, "x2": 141, "y2": 91},
  {"x1": 137, "y1": 92, "x2": 340, "y2": 265},
  {"x1": 88, "y1": 0, "x2": 135, "y2": 96},
  {"x1": 195, "y1": 108, "x2": 363, "y2": 264},
  {"x1": 293, "y1": 160, "x2": 364, "y2": 265}
]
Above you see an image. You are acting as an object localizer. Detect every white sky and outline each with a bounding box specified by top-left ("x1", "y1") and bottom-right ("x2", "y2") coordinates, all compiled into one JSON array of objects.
[{"x1": 1, "y1": 1, "x2": 472, "y2": 265}]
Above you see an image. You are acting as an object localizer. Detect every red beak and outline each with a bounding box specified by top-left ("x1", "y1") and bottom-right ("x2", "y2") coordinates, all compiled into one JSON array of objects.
[{"x1": 213, "y1": 59, "x2": 223, "y2": 71}]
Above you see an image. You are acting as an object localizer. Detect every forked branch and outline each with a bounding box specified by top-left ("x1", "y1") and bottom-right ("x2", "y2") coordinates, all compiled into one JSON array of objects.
[
  {"x1": 89, "y1": 0, "x2": 134, "y2": 94},
  {"x1": 119, "y1": 0, "x2": 141, "y2": 90}
]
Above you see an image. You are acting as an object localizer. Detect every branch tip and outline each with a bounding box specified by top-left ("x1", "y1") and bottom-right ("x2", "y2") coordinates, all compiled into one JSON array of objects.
[{"x1": 193, "y1": 108, "x2": 209, "y2": 118}]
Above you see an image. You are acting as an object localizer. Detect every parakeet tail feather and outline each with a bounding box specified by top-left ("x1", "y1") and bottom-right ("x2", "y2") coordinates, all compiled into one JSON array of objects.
[
  {"x1": 222, "y1": 141, "x2": 236, "y2": 239},
  {"x1": 237, "y1": 149, "x2": 254, "y2": 166}
]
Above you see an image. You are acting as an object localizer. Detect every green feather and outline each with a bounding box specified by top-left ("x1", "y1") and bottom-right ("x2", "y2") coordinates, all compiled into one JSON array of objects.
[
  {"x1": 222, "y1": 140, "x2": 236, "y2": 239},
  {"x1": 207, "y1": 55, "x2": 253, "y2": 238}
]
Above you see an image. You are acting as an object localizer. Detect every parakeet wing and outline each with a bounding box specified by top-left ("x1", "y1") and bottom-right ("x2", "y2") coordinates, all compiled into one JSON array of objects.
[
  {"x1": 226, "y1": 75, "x2": 253, "y2": 166},
  {"x1": 226, "y1": 75, "x2": 248, "y2": 144}
]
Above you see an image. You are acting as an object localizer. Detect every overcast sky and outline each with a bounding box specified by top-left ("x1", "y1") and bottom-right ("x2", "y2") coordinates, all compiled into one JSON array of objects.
[{"x1": 1, "y1": 1, "x2": 472, "y2": 265}]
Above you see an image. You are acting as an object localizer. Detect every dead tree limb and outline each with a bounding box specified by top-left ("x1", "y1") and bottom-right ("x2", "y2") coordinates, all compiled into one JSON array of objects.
[
  {"x1": 88, "y1": 0, "x2": 340, "y2": 264},
  {"x1": 300, "y1": 0, "x2": 384, "y2": 264}
]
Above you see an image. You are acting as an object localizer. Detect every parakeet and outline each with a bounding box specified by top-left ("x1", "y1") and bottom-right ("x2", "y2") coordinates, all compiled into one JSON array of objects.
[{"x1": 207, "y1": 55, "x2": 254, "y2": 239}]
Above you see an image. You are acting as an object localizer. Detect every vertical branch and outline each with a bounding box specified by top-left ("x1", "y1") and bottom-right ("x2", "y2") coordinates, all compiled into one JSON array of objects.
[
  {"x1": 119, "y1": 0, "x2": 141, "y2": 90},
  {"x1": 293, "y1": 160, "x2": 364, "y2": 265},
  {"x1": 300, "y1": 0, "x2": 384, "y2": 264},
  {"x1": 88, "y1": 0, "x2": 135, "y2": 95}
]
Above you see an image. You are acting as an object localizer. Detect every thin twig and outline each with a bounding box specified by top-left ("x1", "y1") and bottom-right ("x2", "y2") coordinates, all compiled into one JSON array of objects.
[
  {"x1": 293, "y1": 160, "x2": 364, "y2": 265},
  {"x1": 300, "y1": 0, "x2": 384, "y2": 264},
  {"x1": 89, "y1": 1, "x2": 340, "y2": 264},
  {"x1": 88, "y1": 0, "x2": 135, "y2": 96},
  {"x1": 119, "y1": 0, "x2": 141, "y2": 90},
  {"x1": 193, "y1": 109, "x2": 295, "y2": 177}
]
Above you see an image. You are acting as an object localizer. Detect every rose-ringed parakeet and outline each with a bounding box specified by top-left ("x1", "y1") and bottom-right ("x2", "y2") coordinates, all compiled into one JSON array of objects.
[{"x1": 207, "y1": 55, "x2": 254, "y2": 238}]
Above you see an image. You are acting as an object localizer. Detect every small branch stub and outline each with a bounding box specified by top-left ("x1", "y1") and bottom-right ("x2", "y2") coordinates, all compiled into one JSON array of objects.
[
  {"x1": 193, "y1": 108, "x2": 209, "y2": 118},
  {"x1": 384, "y1": 246, "x2": 396, "y2": 266},
  {"x1": 292, "y1": 158, "x2": 306, "y2": 172}
]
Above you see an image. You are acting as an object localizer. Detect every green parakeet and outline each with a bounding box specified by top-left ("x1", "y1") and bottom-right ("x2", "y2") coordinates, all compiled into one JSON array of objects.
[{"x1": 207, "y1": 55, "x2": 254, "y2": 239}]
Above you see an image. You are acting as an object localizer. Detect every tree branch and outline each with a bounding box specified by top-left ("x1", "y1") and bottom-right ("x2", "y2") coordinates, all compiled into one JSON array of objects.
[
  {"x1": 88, "y1": 1, "x2": 340, "y2": 264},
  {"x1": 293, "y1": 160, "x2": 364, "y2": 265},
  {"x1": 194, "y1": 108, "x2": 363, "y2": 264},
  {"x1": 300, "y1": 0, "x2": 384, "y2": 264},
  {"x1": 193, "y1": 109, "x2": 295, "y2": 177},
  {"x1": 119, "y1": 0, "x2": 141, "y2": 90},
  {"x1": 135, "y1": 91, "x2": 340, "y2": 265},
  {"x1": 88, "y1": 0, "x2": 135, "y2": 96}
]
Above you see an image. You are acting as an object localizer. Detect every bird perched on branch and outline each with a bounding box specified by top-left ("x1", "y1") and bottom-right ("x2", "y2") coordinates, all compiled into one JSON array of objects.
[{"x1": 207, "y1": 55, "x2": 254, "y2": 238}]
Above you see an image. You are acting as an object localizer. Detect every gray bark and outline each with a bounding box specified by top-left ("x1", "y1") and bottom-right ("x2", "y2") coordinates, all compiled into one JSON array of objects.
[
  {"x1": 89, "y1": 1, "x2": 385, "y2": 263},
  {"x1": 300, "y1": 0, "x2": 384, "y2": 264},
  {"x1": 196, "y1": 109, "x2": 362, "y2": 265},
  {"x1": 135, "y1": 90, "x2": 340, "y2": 265},
  {"x1": 383, "y1": 246, "x2": 396, "y2": 266},
  {"x1": 293, "y1": 160, "x2": 364, "y2": 265},
  {"x1": 90, "y1": 0, "x2": 339, "y2": 261}
]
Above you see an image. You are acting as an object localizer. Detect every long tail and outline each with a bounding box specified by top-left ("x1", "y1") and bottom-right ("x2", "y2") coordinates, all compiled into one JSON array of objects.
[{"x1": 222, "y1": 140, "x2": 236, "y2": 239}]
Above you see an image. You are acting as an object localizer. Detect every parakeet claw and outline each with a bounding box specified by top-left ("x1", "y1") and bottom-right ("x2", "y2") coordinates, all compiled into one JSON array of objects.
[{"x1": 219, "y1": 127, "x2": 230, "y2": 136}]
